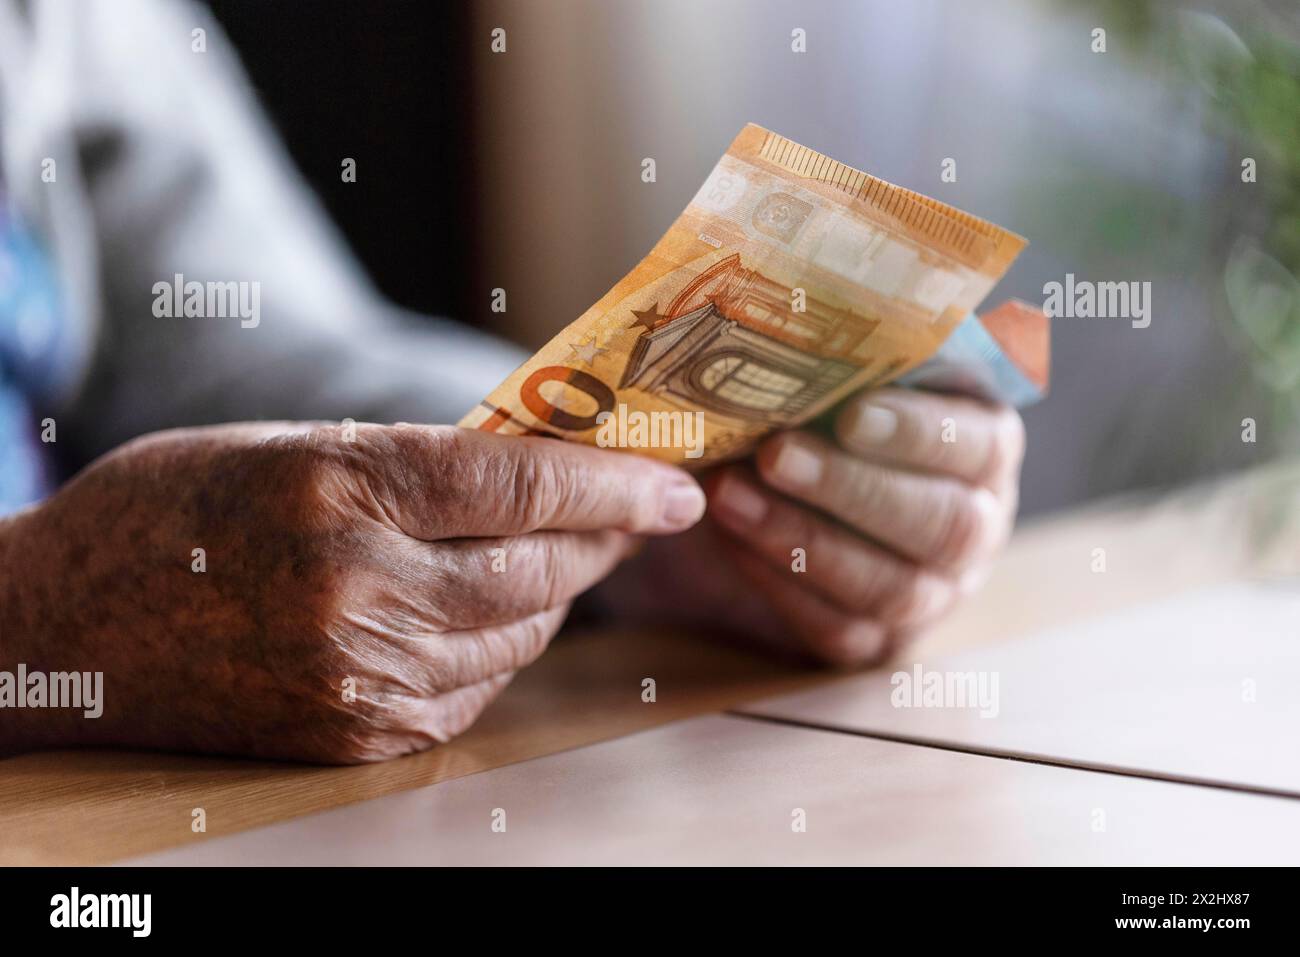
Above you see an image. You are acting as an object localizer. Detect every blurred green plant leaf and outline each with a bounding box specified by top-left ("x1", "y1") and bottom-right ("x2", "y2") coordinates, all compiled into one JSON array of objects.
[
  {"x1": 1224, "y1": 237, "x2": 1300, "y2": 390},
  {"x1": 1175, "y1": 11, "x2": 1253, "y2": 101}
]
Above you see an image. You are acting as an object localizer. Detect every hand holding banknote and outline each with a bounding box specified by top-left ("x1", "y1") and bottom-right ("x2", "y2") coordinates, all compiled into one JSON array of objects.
[
  {"x1": 598, "y1": 380, "x2": 1024, "y2": 665},
  {"x1": 0, "y1": 424, "x2": 704, "y2": 763},
  {"x1": 467, "y1": 124, "x2": 1046, "y2": 665}
]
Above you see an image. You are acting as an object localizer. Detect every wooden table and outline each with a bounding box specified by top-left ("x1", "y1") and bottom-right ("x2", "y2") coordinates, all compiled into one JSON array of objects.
[{"x1": 3, "y1": 462, "x2": 1296, "y2": 866}]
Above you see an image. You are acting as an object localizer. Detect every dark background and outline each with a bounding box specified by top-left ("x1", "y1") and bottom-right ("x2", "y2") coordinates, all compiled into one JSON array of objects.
[{"x1": 205, "y1": 0, "x2": 477, "y2": 322}]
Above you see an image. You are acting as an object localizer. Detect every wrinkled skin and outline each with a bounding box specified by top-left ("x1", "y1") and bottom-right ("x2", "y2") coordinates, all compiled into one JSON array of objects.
[
  {"x1": 604, "y1": 387, "x2": 1026, "y2": 667},
  {"x1": 0, "y1": 387, "x2": 1024, "y2": 764},
  {"x1": 0, "y1": 423, "x2": 704, "y2": 763}
]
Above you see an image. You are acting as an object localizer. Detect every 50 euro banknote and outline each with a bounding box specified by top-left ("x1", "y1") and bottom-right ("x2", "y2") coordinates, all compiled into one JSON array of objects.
[{"x1": 461, "y1": 124, "x2": 1048, "y2": 465}]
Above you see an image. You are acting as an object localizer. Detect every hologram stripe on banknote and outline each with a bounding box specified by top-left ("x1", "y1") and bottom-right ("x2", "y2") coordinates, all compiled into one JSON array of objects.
[{"x1": 461, "y1": 124, "x2": 1034, "y2": 464}]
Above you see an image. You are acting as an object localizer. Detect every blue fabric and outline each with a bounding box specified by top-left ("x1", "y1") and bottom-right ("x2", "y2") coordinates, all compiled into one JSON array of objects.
[{"x1": 0, "y1": 188, "x2": 68, "y2": 514}]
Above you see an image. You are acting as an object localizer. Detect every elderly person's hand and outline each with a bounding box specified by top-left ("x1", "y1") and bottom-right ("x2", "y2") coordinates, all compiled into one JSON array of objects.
[
  {"x1": 604, "y1": 387, "x2": 1024, "y2": 666},
  {"x1": 0, "y1": 423, "x2": 704, "y2": 763}
]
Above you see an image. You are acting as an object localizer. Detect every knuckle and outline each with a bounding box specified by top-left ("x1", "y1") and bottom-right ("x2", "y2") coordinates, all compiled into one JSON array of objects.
[
  {"x1": 929, "y1": 486, "x2": 994, "y2": 569},
  {"x1": 303, "y1": 681, "x2": 405, "y2": 765},
  {"x1": 768, "y1": 499, "x2": 818, "y2": 559},
  {"x1": 984, "y1": 408, "x2": 1026, "y2": 480},
  {"x1": 458, "y1": 630, "x2": 497, "y2": 683},
  {"x1": 874, "y1": 563, "x2": 929, "y2": 624},
  {"x1": 830, "y1": 539, "x2": 897, "y2": 613},
  {"x1": 411, "y1": 423, "x2": 465, "y2": 467},
  {"x1": 315, "y1": 724, "x2": 398, "y2": 765},
  {"x1": 414, "y1": 638, "x2": 463, "y2": 694},
  {"x1": 305, "y1": 655, "x2": 468, "y2": 763},
  {"x1": 626, "y1": 480, "x2": 662, "y2": 533},
  {"x1": 854, "y1": 462, "x2": 898, "y2": 520},
  {"x1": 420, "y1": 425, "x2": 475, "y2": 493},
  {"x1": 509, "y1": 450, "x2": 564, "y2": 532},
  {"x1": 803, "y1": 619, "x2": 887, "y2": 668},
  {"x1": 261, "y1": 430, "x2": 365, "y2": 531},
  {"x1": 486, "y1": 613, "x2": 560, "y2": 672},
  {"x1": 410, "y1": 426, "x2": 489, "y2": 520},
  {"x1": 425, "y1": 675, "x2": 512, "y2": 744},
  {"x1": 492, "y1": 535, "x2": 561, "y2": 616},
  {"x1": 509, "y1": 613, "x2": 558, "y2": 667},
  {"x1": 419, "y1": 423, "x2": 464, "y2": 451},
  {"x1": 428, "y1": 691, "x2": 493, "y2": 744},
  {"x1": 878, "y1": 567, "x2": 953, "y2": 628}
]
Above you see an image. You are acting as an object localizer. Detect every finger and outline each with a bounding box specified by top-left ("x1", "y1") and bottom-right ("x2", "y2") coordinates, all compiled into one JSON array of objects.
[
  {"x1": 425, "y1": 671, "x2": 515, "y2": 743},
  {"x1": 833, "y1": 387, "x2": 1025, "y2": 490},
  {"x1": 358, "y1": 424, "x2": 706, "y2": 540},
  {"x1": 756, "y1": 431, "x2": 1008, "y2": 571},
  {"x1": 391, "y1": 672, "x2": 517, "y2": 750},
  {"x1": 707, "y1": 469, "x2": 957, "y2": 630},
  {"x1": 392, "y1": 529, "x2": 633, "y2": 630},
  {"x1": 390, "y1": 605, "x2": 569, "y2": 695},
  {"x1": 719, "y1": 539, "x2": 890, "y2": 668}
]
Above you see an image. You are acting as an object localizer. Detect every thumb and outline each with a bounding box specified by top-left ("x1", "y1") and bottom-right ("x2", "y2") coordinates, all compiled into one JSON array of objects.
[{"x1": 361, "y1": 424, "x2": 706, "y2": 540}]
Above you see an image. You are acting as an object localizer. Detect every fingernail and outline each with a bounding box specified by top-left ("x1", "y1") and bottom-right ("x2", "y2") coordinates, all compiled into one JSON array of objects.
[
  {"x1": 654, "y1": 480, "x2": 706, "y2": 532},
  {"x1": 850, "y1": 402, "x2": 898, "y2": 446},
  {"x1": 711, "y1": 475, "x2": 768, "y2": 528},
  {"x1": 772, "y1": 442, "x2": 823, "y2": 488}
]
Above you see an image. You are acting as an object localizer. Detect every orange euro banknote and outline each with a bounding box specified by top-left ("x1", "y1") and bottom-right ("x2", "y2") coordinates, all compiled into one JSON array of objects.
[{"x1": 461, "y1": 124, "x2": 1045, "y2": 465}]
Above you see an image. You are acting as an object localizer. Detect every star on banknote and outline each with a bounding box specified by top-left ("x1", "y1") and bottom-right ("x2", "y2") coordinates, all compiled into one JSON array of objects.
[{"x1": 568, "y1": 337, "x2": 607, "y2": 366}]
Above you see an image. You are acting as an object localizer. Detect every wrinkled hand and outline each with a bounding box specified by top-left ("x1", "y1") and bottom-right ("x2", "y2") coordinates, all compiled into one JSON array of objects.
[
  {"x1": 0, "y1": 423, "x2": 704, "y2": 763},
  {"x1": 607, "y1": 387, "x2": 1023, "y2": 667}
]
